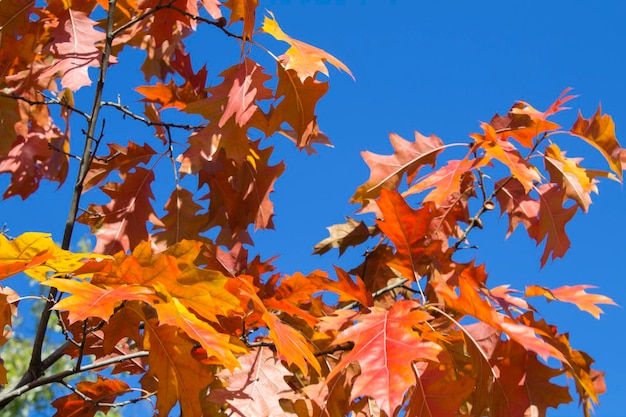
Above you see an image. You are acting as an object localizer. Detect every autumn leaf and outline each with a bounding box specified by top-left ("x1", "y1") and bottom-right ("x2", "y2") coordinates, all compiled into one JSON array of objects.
[
  {"x1": 82, "y1": 141, "x2": 156, "y2": 192},
  {"x1": 267, "y1": 65, "x2": 329, "y2": 151},
  {"x1": 533, "y1": 183, "x2": 578, "y2": 266},
  {"x1": 51, "y1": 376, "x2": 130, "y2": 417},
  {"x1": 352, "y1": 131, "x2": 447, "y2": 208},
  {"x1": 185, "y1": 58, "x2": 273, "y2": 128},
  {"x1": 261, "y1": 11, "x2": 352, "y2": 82},
  {"x1": 490, "y1": 340, "x2": 572, "y2": 417},
  {"x1": 0, "y1": 232, "x2": 102, "y2": 281},
  {"x1": 207, "y1": 347, "x2": 294, "y2": 417},
  {"x1": 264, "y1": 312, "x2": 321, "y2": 375},
  {"x1": 151, "y1": 187, "x2": 210, "y2": 247},
  {"x1": 526, "y1": 285, "x2": 616, "y2": 319},
  {"x1": 405, "y1": 362, "x2": 475, "y2": 417},
  {"x1": 407, "y1": 157, "x2": 488, "y2": 206},
  {"x1": 0, "y1": 125, "x2": 68, "y2": 199},
  {"x1": 43, "y1": 278, "x2": 154, "y2": 323},
  {"x1": 223, "y1": 0, "x2": 258, "y2": 39},
  {"x1": 544, "y1": 144, "x2": 598, "y2": 212},
  {"x1": 40, "y1": 9, "x2": 104, "y2": 91},
  {"x1": 570, "y1": 105, "x2": 622, "y2": 180},
  {"x1": 140, "y1": 320, "x2": 216, "y2": 417},
  {"x1": 313, "y1": 217, "x2": 376, "y2": 256},
  {"x1": 78, "y1": 167, "x2": 157, "y2": 254},
  {"x1": 328, "y1": 300, "x2": 441, "y2": 417},
  {"x1": 495, "y1": 177, "x2": 540, "y2": 237},
  {"x1": 471, "y1": 122, "x2": 540, "y2": 192},
  {"x1": 151, "y1": 288, "x2": 245, "y2": 370},
  {"x1": 376, "y1": 189, "x2": 443, "y2": 278}
]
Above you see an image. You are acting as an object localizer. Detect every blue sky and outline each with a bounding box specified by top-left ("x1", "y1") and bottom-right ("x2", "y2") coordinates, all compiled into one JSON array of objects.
[{"x1": 1, "y1": 1, "x2": 625, "y2": 416}]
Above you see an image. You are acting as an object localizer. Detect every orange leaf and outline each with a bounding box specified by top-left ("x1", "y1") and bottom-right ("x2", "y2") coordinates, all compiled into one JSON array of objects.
[
  {"x1": 140, "y1": 320, "x2": 216, "y2": 417},
  {"x1": 151, "y1": 287, "x2": 245, "y2": 370},
  {"x1": 223, "y1": 0, "x2": 258, "y2": 39},
  {"x1": 267, "y1": 65, "x2": 329, "y2": 151},
  {"x1": 328, "y1": 300, "x2": 441, "y2": 416},
  {"x1": 264, "y1": 312, "x2": 321, "y2": 375},
  {"x1": 376, "y1": 189, "x2": 441, "y2": 278},
  {"x1": 526, "y1": 285, "x2": 616, "y2": 319},
  {"x1": 570, "y1": 105, "x2": 622, "y2": 180},
  {"x1": 51, "y1": 376, "x2": 130, "y2": 417},
  {"x1": 472, "y1": 122, "x2": 540, "y2": 192},
  {"x1": 261, "y1": 11, "x2": 352, "y2": 82},
  {"x1": 544, "y1": 144, "x2": 598, "y2": 212},
  {"x1": 43, "y1": 278, "x2": 154, "y2": 323},
  {"x1": 351, "y1": 131, "x2": 446, "y2": 207},
  {"x1": 407, "y1": 157, "x2": 488, "y2": 206}
]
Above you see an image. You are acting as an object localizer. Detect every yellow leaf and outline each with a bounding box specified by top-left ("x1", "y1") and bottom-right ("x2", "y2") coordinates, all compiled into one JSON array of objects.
[
  {"x1": 0, "y1": 232, "x2": 104, "y2": 281},
  {"x1": 261, "y1": 11, "x2": 353, "y2": 82}
]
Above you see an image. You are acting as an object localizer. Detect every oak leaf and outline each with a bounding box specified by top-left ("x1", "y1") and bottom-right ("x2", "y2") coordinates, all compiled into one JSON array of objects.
[
  {"x1": 526, "y1": 285, "x2": 616, "y2": 319},
  {"x1": 313, "y1": 217, "x2": 377, "y2": 256},
  {"x1": 82, "y1": 141, "x2": 156, "y2": 192},
  {"x1": 207, "y1": 347, "x2": 294, "y2": 417},
  {"x1": 471, "y1": 122, "x2": 540, "y2": 192},
  {"x1": 40, "y1": 9, "x2": 104, "y2": 91},
  {"x1": 495, "y1": 177, "x2": 540, "y2": 237},
  {"x1": 376, "y1": 189, "x2": 443, "y2": 278},
  {"x1": 405, "y1": 362, "x2": 475, "y2": 417},
  {"x1": 51, "y1": 376, "x2": 130, "y2": 417},
  {"x1": 0, "y1": 232, "x2": 101, "y2": 281},
  {"x1": 327, "y1": 300, "x2": 441, "y2": 417},
  {"x1": 267, "y1": 65, "x2": 329, "y2": 151},
  {"x1": 261, "y1": 12, "x2": 352, "y2": 82},
  {"x1": 490, "y1": 340, "x2": 572, "y2": 417},
  {"x1": 223, "y1": 0, "x2": 258, "y2": 39},
  {"x1": 140, "y1": 320, "x2": 216, "y2": 417},
  {"x1": 78, "y1": 167, "x2": 157, "y2": 254},
  {"x1": 407, "y1": 157, "x2": 488, "y2": 206},
  {"x1": 43, "y1": 278, "x2": 154, "y2": 323},
  {"x1": 544, "y1": 144, "x2": 598, "y2": 212},
  {"x1": 533, "y1": 183, "x2": 578, "y2": 266},
  {"x1": 570, "y1": 105, "x2": 622, "y2": 180},
  {"x1": 352, "y1": 131, "x2": 446, "y2": 208},
  {"x1": 185, "y1": 58, "x2": 272, "y2": 128}
]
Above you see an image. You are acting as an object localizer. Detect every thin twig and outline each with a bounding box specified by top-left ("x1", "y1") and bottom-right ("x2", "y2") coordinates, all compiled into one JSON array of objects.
[
  {"x1": 0, "y1": 91, "x2": 91, "y2": 120},
  {"x1": 101, "y1": 101, "x2": 204, "y2": 131}
]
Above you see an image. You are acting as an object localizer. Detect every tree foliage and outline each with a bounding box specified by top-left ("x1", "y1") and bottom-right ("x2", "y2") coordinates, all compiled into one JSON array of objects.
[{"x1": 0, "y1": 1, "x2": 622, "y2": 416}]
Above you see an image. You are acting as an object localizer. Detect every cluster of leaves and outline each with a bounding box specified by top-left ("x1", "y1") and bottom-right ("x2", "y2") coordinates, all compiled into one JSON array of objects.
[{"x1": 0, "y1": 1, "x2": 622, "y2": 416}]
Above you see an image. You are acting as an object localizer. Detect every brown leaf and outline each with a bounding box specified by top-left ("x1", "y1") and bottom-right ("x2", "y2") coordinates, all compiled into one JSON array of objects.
[
  {"x1": 313, "y1": 217, "x2": 376, "y2": 256},
  {"x1": 51, "y1": 376, "x2": 130, "y2": 417}
]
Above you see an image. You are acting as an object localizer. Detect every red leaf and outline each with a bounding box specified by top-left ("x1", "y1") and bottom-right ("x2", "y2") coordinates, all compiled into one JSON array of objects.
[
  {"x1": 78, "y1": 167, "x2": 157, "y2": 254},
  {"x1": 328, "y1": 300, "x2": 441, "y2": 416},
  {"x1": 40, "y1": 10, "x2": 105, "y2": 91},
  {"x1": 533, "y1": 184, "x2": 578, "y2": 266},
  {"x1": 352, "y1": 131, "x2": 446, "y2": 208}
]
